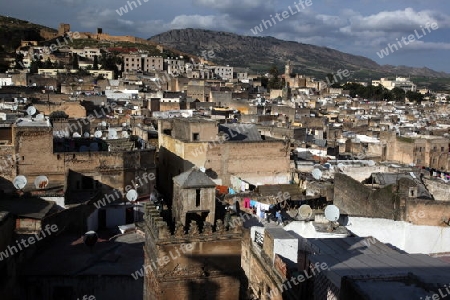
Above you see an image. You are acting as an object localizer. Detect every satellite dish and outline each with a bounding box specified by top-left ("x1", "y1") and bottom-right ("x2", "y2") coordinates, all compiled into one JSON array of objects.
[
  {"x1": 108, "y1": 129, "x2": 118, "y2": 139},
  {"x1": 325, "y1": 205, "x2": 340, "y2": 222},
  {"x1": 367, "y1": 160, "x2": 375, "y2": 167},
  {"x1": 101, "y1": 121, "x2": 107, "y2": 127},
  {"x1": 122, "y1": 123, "x2": 127, "y2": 127},
  {"x1": 83, "y1": 132, "x2": 90, "y2": 138},
  {"x1": 73, "y1": 132, "x2": 81, "y2": 138},
  {"x1": 337, "y1": 163, "x2": 345, "y2": 171},
  {"x1": 381, "y1": 126, "x2": 386, "y2": 131},
  {"x1": 299, "y1": 205, "x2": 313, "y2": 219},
  {"x1": 27, "y1": 106, "x2": 36, "y2": 116},
  {"x1": 311, "y1": 169, "x2": 322, "y2": 180},
  {"x1": 12, "y1": 105, "x2": 18, "y2": 111},
  {"x1": 121, "y1": 131, "x2": 129, "y2": 138},
  {"x1": 35, "y1": 114, "x2": 44, "y2": 121},
  {"x1": 199, "y1": 167, "x2": 206, "y2": 173},
  {"x1": 94, "y1": 130, "x2": 102, "y2": 138},
  {"x1": 34, "y1": 175, "x2": 49, "y2": 189},
  {"x1": 13, "y1": 175, "x2": 27, "y2": 189},
  {"x1": 126, "y1": 189, "x2": 138, "y2": 202}
]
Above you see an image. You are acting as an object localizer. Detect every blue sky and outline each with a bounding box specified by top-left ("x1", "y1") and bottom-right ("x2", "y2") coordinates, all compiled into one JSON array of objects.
[{"x1": 4, "y1": 0, "x2": 450, "y2": 72}]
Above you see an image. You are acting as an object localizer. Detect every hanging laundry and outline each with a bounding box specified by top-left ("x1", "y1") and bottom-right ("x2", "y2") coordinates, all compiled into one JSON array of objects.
[{"x1": 244, "y1": 198, "x2": 251, "y2": 208}]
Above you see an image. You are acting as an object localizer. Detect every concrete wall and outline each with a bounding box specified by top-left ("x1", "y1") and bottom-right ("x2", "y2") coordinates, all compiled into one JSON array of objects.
[
  {"x1": 34, "y1": 102, "x2": 86, "y2": 118},
  {"x1": 334, "y1": 173, "x2": 400, "y2": 220},
  {"x1": 423, "y1": 178, "x2": 450, "y2": 201},
  {"x1": 347, "y1": 217, "x2": 450, "y2": 254}
]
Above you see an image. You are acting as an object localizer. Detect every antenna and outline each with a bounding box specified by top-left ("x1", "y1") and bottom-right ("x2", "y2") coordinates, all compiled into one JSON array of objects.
[
  {"x1": 27, "y1": 106, "x2": 36, "y2": 116},
  {"x1": 13, "y1": 175, "x2": 27, "y2": 190},
  {"x1": 126, "y1": 189, "x2": 138, "y2": 202},
  {"x1": 325, "y1": 205, "x2": 340, "y2": 222},
  {"x1": 298, "y1": 204, "x2": 313, "y2": 220},
  {"x1": 34, "y1": 175, "x2": 49, "y2": 189}
]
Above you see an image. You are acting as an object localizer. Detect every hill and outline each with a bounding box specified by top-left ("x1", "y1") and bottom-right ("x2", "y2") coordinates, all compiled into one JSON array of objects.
[{"x1": 149, "y1": 28, "x2": 450, "y2": 80}]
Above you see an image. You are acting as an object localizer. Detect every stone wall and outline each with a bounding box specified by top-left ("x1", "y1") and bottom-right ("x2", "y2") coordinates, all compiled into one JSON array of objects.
[{"x1": 143, "y1": 204, "x2": 244, "y2": 300}]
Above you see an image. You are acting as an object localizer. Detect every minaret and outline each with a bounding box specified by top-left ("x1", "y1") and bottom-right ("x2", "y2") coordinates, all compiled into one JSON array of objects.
[{"x1": 285, "y1": 60, "x2": 292, "y2": 76}]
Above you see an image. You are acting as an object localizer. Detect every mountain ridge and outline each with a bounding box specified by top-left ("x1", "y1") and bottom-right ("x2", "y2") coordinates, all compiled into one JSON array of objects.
[{"x1": 149, "y1": 28, "x2": 450, "y2": 79}]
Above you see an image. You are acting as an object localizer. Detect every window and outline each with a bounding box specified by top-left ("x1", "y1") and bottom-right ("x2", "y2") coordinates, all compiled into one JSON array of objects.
[
  {"x1": 163, "y1": 129, "x2": 172, "y2": 135},
  {"x1": 196, "y1": 189, "x2": 201, "y2": 207},
  {"x1": 193, "y1": 133, "x2": 199, "y2": 141}
]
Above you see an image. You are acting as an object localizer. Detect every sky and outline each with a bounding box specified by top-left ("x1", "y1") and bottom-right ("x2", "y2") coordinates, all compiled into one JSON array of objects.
[{"x1": 4, "y1": 0, "x2": 450, "y2": 72}]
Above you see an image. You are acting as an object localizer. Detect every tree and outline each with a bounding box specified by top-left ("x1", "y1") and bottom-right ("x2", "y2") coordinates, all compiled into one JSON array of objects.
[
  {"x1": 406, "y1": 91, "x2": 424, "y2": 103},
  {"x1": 43, "y1": 57, "x2": 54, "y2": 69},
  {"x1": 14, "y1": 53, "x2": 25, "y2": 69},
  {"x1": 72, "y1": 53, "x2": 79, "y2": 69},
  {"x1": 391, "y1": 87, "x2": 406, "y2": 102},
  {"x1": 49, "y1": 110, "x2": 69, "y2": 120},
  {"x1": 268, "y1": 65, "x2": 282, "y2": 90},
  {"x1": 29, "y1": 57, "x2": 43, "y2": 74},
  {"x1": 93, "y1": 55, "x2": 99, "y2": 70}
]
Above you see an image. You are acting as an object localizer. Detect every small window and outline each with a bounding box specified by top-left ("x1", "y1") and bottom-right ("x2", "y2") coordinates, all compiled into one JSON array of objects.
[
  {"x1": 163, "y1": 129, "x2": 172, "y2": 136},
  {"x1": 196, "y1": 189, "x2": 200, "y2": 207},
  {"x1": 193, "y1": 133, "x2": 199, "y2": 141}
]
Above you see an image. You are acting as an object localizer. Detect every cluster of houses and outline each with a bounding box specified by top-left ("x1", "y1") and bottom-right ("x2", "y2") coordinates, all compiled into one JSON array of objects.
[{"x1": 0, "y1": 25, "x2": 449, "y2": 300}]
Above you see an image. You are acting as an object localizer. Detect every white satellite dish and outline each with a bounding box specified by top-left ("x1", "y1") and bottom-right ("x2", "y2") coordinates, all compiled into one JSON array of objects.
[
  {"x1": 367, "y1": 160, "x2": 375, "y2": 167},
  {"x1": 122, "y1": 123, "x2": 127, "y2": 127},
  {"x1": 101, "y1": 121, "x2": 107, "y2": 127},
  {"x1": 121, "y1": 131, "x2": 129, "y2": 138},
  {"x1": 199, "y1": 167, "x2": 206, "y2": 173},
  {"x1": 311, "y1": 169, "x2": 322, "y2": 180},
  {"x1": 337, "y1": 163, "x2": 345, "y2": 171},
  {"x1": 73, "y1": 132, "x2": 81, "y2": 138},
  {"x1": 13, "y1": 175, "x2": 27, "y2": 189},
  {"x1": 34, "y1": 175, "x2": 49, "y2": 189},
  {"x1": 27, "y1": 106, "x2": 36, "y2": 116},
  {"x1": 94, "y1": 130, "x2": 102, "y2": 138},
  {"x1": 12, "y1": 105, "x2": 18, "y2": 111},
  {"x1": 35, "y1": 114, "x2": 44, "y2": 121},
  {"x1": 108, "y1": 129, "x2": 118, "y2": 139},
  {"x1": 325, "y1": 205, "x2": 340, "y2": 222},
  {"x1": 126, "y1": 189, "x2": 138, "y2": 202},
  {"x1": 83, "y1": 132, "x2": 90, "y2": 138},
  {"x1": 299, "y1": 205, "x2": 313, "y2": 219}
]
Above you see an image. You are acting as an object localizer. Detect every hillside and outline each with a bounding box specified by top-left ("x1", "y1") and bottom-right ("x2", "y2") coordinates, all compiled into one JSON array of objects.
[{"x1": 149, "y1": 28, "x2": 450, "y2": 80}]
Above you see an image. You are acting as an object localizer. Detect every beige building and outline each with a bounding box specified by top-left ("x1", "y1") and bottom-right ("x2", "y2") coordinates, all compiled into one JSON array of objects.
[
  {"x1": 381, "y1": 131, "x2": 449, "y2": 171},
  {"x1": 157, "y1": 118, "x2": 291, "y2": 200}
]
